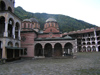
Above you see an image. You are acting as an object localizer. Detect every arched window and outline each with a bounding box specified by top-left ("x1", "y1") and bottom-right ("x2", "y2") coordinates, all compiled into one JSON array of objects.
[
  {"x1": 44, "y1": 43, "x2": 52, "y2": 57},
  {"x1": 8, "y1": 41, "x2": 13, "y2": 47},
  {"x1": 0, "y1": 1, "x2": 6, "y2": 11},
  {"x1": 49, "y1": 23, "x2": 50, "y2": 27},
  {"x1": 0, "y1": 16, "x2": 5, "y2": 36},
  {"x1": 83, "y1": 47, "x2": 86, "y2": 52},
  {"x1": 35, "y1": 43, "x2": 43, "y2": 56},
  {"x1": 15, "y1": 22, "x2": 19, "y2": 39},
  {"x1": 64, "y1": 43, "x2": 73, "y2": 55},
  {"x1": 8, "y1": 18, "x2": 14, "y2": 37},
  {"x1": 24, "y1": 23, "x2": 26, "y2": 28},
  {"x1": 50, "y1": 29, "x2": 52, "y2": 32},
  {"x1": 8, "y1": 7, "x2": 12, "y2": 12},
  {"x1": 28, "y1": 23, "x2": 30, "y2": 28},
  {"x1": 87, "y1": 46, "x2": 91, "y2": 52},
  {"x1": 15, "y1": 43, "x2": 19, "y2": 47}
]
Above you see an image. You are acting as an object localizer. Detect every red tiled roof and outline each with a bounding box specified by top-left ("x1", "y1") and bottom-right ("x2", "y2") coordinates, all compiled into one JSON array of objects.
[{"x1": 63, "y1": 27, "x2": 100, "y2": 35}]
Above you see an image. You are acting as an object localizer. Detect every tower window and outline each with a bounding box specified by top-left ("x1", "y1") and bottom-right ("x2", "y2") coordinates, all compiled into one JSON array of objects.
[
  {"x1": 28, "y1": 24, "x2": 30, "y2": 28},
  {"x1": 49, "y1": 23, "x2": 50, "y2": 27},
  {"x1": 50, "y1": 29, "x2": 52, "y2": 32},
  {"x1": 24, "y1": 23, "x2": 26, "y2": 28}
]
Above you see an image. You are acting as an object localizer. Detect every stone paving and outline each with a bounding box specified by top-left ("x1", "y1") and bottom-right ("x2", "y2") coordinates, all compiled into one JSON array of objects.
[{"x1": 0, "y1": 52, "x2": 100, "y2": 75}]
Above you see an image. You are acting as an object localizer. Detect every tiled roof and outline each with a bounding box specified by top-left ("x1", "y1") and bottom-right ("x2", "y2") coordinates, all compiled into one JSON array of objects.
[{"x1": 63, "y1": 27, "x2": 100, "y2": 35}]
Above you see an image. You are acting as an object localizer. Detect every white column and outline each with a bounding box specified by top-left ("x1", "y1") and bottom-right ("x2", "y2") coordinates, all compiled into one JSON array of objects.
[
  {"x1": 91, "y1": 46, "x2": 93, "y2": 52},
  {"x1": 4, "y1": 22, "x2": 8, "y2": 37},
  {"x1": 18, "y1": 24, "x2": 21, "y2": 40},
  {"x1": 94, "y1": 28, "x2": 98, "y2": 52},
  {"x1": 62, "y1": 48, "x2": 64, "y2": 57},
  {"x1": 86, "y1": 46, "x2": 88, "y2": 52},
  {"x1": 13, "y1": 25, "x2": 15, "y2": 39}
]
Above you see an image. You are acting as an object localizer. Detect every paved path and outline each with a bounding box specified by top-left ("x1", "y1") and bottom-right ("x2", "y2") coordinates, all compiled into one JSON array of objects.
[{"x1": 0, "y1": 52, "x2": 100, "y2": 75}]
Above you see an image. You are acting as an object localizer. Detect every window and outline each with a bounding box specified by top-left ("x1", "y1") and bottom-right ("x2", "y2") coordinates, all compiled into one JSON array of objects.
[
  {"x1": 24, "y1": 23, "x2": 26, "y2": 28},
  {"x1": 21, "y1": 36, "x2": 26, "y2": 41},
  {"x1": 21, "y1": 48, "x2": 27, "y2": 55},
  {"x1": 50, "y1": 29, "x2": 52, "y2": 32},
  {"x1": 28, "y1": 23, "x2": 30, "y2": 28},
  {"x1": 49, "y1": 23, "x2": 50, "y2": 27}
]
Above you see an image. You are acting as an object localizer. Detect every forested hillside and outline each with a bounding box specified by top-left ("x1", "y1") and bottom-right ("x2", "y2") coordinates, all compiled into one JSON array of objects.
[{"x1": 14, "y1": 6, "x2": 96, "y2": 32}]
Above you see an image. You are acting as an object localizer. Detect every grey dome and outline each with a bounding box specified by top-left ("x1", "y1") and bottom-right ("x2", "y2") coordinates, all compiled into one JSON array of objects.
[
  {"x1": 23, "y1": 18, "x2": 38, "y2": 23},
  {"x1": 30, "y1": 18, "x2": 38, "y2": 23},
  {"x1": 46, "y1": 18, "x2": 57, "y2": 22},
  {"x1": 64, "y1": 35, "x2": 72, "y2": 39},
  {"x1": 23, "y1": 19, "x2": 31, "y2": 22}
]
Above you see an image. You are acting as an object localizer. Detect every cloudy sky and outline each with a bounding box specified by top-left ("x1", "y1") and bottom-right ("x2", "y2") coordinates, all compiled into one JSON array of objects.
[{"x1": 15, "y1": 0, "x2": 100, "y2": 27}]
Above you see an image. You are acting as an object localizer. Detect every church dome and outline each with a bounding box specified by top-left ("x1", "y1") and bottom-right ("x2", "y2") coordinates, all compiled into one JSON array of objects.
[
  {"x1": 46, "y1": 18, "x2": 57, "y2": 22},
  {"x1": 30, "y1": 18, "x2": 38, "y2": 23},
  {"x1": 23, "y1": 18, "x2": 38, "y2": 23},
  {"x1": 23, "y1": 19, "x2": 31, "y2": 22}
]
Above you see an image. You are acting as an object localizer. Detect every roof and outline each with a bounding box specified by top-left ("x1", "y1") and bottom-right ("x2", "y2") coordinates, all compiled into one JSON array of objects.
[
  {"x1": 63, "y1": 28, "x2": 96, "y2": 35},
  {"x1": 46, "y1": 18, "x2": 57, "y2": 22},
  {"x1": 23, "y1": 18, "x2": 38, "y2": 23},
  {"x1": 35, "y1": 37, "x2": 74, "y2": 41},
  {"x1": 64, "y1": 35, "x2": 72, "y2": 39},
  {"x1": 6, "y1": 46, "x2": 23, "y2": 50}
]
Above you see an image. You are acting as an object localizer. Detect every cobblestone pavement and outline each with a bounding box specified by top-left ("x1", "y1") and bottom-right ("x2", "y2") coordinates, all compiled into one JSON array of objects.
[{"x1": 0, "y1": 52, "x2": 100, "y2": 75}]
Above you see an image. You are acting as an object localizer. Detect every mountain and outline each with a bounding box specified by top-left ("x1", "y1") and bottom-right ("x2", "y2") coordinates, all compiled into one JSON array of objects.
[{"x1": 14, "y1": 6, "x2": 96, "y2": 32}]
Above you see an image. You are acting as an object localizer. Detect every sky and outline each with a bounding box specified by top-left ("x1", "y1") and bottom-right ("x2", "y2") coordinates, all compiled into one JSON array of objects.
[{"x1": 15, "y1": 0, "x2": 100, "y2": 27}]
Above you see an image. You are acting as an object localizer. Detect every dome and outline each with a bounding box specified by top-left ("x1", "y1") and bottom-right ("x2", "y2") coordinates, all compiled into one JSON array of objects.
[
  {"x1": 30, "y1": 18, "x2": 38, "y2": 23},
  {"x1": 64, "y1": 35, "x2": 72, "y2": 39},
  {"x1": 23, "y1": 18, "x2": 38, "y2": 23},
  {"x1": 23, "y1": 19, "x2": 31, "y2": 22},
  {"x1": 46, "y1": 18, "x2": 57, "y2": 22}
]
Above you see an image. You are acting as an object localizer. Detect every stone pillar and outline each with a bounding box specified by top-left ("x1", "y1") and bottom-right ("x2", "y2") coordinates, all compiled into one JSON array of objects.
[
  {"x1": 62, "y1": 48, "x2": 64, "y2": 57},
  {"x1": 73, "y1": 46, "x2": 76, "y2": 59},
  {"x1": 52, "y1": 48, "x2": 54, "y2": 57},
  {"x1": 94, "y1": 28, "x2": 98, "y2": 52},
  {"x1": 85, "y1": 46, "x2": 87, "y2": 52},
  {"x1": 2, "y1": 40, "x2": 7, "y2": 59},
  {"x1": 4, "y1": 22, "x2": 8, "y2": 37},
  {"x1": 13, "y1": 25, "x2": 15, "y2": 39}
]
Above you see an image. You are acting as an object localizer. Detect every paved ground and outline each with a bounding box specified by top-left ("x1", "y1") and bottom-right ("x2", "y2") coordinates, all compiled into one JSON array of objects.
[{"x1": 0, "y1": 52, "x2": 100, "y2": 75}]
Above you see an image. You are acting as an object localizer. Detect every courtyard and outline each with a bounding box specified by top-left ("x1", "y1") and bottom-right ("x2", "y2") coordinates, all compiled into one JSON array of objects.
[{"x1": 0, "y1": 52, "x2": 100, "y2": 75}]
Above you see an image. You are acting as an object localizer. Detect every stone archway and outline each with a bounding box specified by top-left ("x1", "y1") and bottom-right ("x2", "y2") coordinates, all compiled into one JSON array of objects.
[
  {"x1": 87, "y1": 46, "x2": 91, "y2": 52},
  {"x1": 92, "y1": 46, "x2": 96, "y2": 52},
  {"x1": 7, "y1": 41, "x2": 13, "y2": 61},
  {"x1": 54, "y1": 43, "x2": 62, "y2": 57},
  {"x1": 35, "y1": 43, "x2": 43, "y2": 56},
  {"x1": 44, "y1": 43, "x2": 52, "y2": 57},
  {"x1": 83, "y1": 46, "x2": 86, "y2": 52},
  {"x1": 98, "y1": 46, "x2": 100, "y2": 52},
  {"x1": 64, "y1": 43, "x2": 73, "y2": 55}
]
